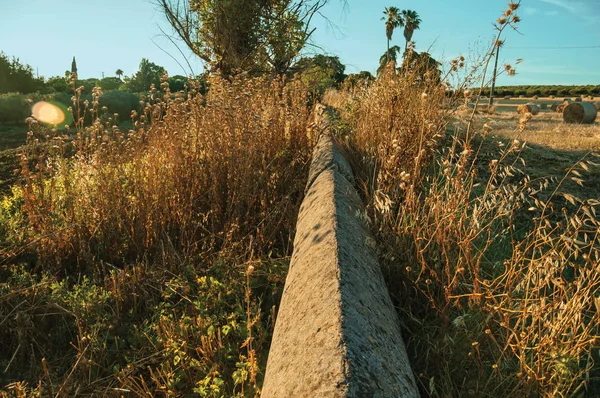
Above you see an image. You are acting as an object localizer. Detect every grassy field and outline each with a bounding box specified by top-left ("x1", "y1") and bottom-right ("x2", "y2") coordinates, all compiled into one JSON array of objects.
[{"x1": 2, "y1": 76, "x2": 599, "y2": 398}]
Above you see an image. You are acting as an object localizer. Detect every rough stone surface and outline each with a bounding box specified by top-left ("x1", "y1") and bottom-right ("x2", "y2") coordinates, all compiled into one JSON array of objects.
[{"x1": 262, "y1": 134, "x2": 418, "y2": 398}]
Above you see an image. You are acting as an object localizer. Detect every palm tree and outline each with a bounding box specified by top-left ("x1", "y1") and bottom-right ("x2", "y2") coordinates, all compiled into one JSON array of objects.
[
  {"x1": 401, "y1": 10, "x2": 421, "y2": 56},
  {"x1": 381, "y1": 7, "x2": 403, "y2": 63},
  {"x1": 115, "y1": 69, "x2": 124, "y2": 80}
]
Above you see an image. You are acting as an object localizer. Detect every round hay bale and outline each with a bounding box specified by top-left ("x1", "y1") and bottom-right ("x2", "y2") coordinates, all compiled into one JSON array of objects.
[
  {"x1": 563, "y1": 98, "x2": 572, "y2": 103},
  {"x1": 574, "y1": 97, "x2": 583, "y2": 102},
  {"x1": 588, "y1": 95, "x2": 594, "y2": 100},
  {"x1": 519, "y1": 95, "x2": 525, "y2": 98},
  {"x1": 563, "y1": 102, "x2": 598, "y2": 124},
  {"x1": 551, "y1": 103, "x2": 559, "y2": 112},
  {"x1": 549, "y1": 95, "x2": 555, "y2": 99},
  {"x1": 517, "y1": 103, "x2": 540, "y2": 115},
  {"x1": 533, "y1": 95, "x2": 539, "y2": 99},
  {"x1": 557, "y1": 104, "x2": 567, "y2": 113},
  {"x1": 504, "y1": 95, "x2": 511, "y2": 100},
  {"x1": 593, "y1": 102, "x2": 600, "y2": 111}
]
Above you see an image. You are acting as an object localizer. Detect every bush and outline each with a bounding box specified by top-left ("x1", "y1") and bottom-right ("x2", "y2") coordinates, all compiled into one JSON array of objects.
[
  {"x1": 0, "y1": 93, "x2": 29, "y2": 124},
  {"x1": 98, "y1": 90, "x2": 140, "y2": 121}
]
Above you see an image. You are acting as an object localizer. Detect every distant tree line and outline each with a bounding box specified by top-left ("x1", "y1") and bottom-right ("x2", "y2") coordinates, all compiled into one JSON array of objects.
[
  {"x1": 0, "y1": 55, "x2": 205, "y2": 125},
  {"x1": 0, "y1": 52, "x2": 44, "y2": 94},
  {"x1": 0, "y1": 51, "x2": 364, "y2": 125},
  {"x1": 482, "y1": 85, "x2": 600, "y2": 98}
]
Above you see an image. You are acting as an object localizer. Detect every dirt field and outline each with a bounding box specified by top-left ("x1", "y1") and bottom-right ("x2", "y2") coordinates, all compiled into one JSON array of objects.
[{"x1": 479, "y1": 111, "x2": 600, "y2": 151}]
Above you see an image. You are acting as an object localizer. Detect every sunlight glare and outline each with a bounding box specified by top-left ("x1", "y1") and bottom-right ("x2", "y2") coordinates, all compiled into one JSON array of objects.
[{"x1": 31, "y1": 101, "x2": 66, "y2": 125}]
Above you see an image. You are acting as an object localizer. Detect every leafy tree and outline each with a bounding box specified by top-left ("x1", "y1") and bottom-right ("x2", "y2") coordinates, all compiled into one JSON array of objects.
[
  {"x1": 400, "y1": 50, "x2": 441, "y2": 84},
  {"x1": 344, "y1": 71, "x2": 374, "y2": 89},
  {"x1": 401, "y1": 9, "x2": 421, "y2": 55},
  {"x1": 158, "y1": 0, "x2": 334, "y2": 76},
  {"x1": 291, "y1": 55, "x2": 346, "y2": 84},
  {"x1": 99, "y1": 77, "x2": 123, "y2": 91},
  {"x1": 292, "y1": 55, "x2": 346, "y2": 104},
  {"x1": 167, "y1": 75, "x2": 188, "y2": 92},
  {"x1": 381, "y1": 7, "x2": 403, "y2": 63},
  {"x1": 377, "y1": 45, "x2": 401, "y2": 75},
  {"x1": 80, "y1": 78, "x2": 100, "y2": 93},
  {"x1": 45, "y1": 76, "x2": 70, "y2": 93},
  {"x1": 0, "y1": 52, "x2": 43, "y2": 94},
  {"x1": 122, "y1": 58, "x2": 166, "y2": 92}
]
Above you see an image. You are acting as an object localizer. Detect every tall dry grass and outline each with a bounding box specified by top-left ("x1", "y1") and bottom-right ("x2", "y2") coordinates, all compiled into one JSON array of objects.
[
  {"x1": 335, "y1": 8, "x2": 600, "y2": 395},
  {"x1": 0, "y1": 74, "x2": 313, "y2": 396}
]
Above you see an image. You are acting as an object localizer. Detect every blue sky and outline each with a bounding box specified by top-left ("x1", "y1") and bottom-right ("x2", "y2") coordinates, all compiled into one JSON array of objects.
[{"x1": 1, "y1": 0, "x2": 599, "y2": 85}]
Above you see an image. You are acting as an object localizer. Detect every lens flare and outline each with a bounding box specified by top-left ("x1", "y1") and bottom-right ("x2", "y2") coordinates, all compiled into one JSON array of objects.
[{"x1": 32, "y1": 101, "x2": 66, "y2": 125}]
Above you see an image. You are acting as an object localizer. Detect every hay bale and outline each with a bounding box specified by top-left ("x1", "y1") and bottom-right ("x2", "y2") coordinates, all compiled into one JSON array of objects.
[
  {"x1": 519, "y1": 95, "x2": 525, "y2": 98},
  {"x1": 563, "y1": 102, "x2": 598, "y2": 124},
  {"x1": 574, "y1": 97, "x2": 583, "y2": 102},
  {"x1": 504, "y1": 95, "x2": 511, "y2": 100},
  {"x1": 593, "y1": 102, "x2": 600, "y2": 111},
  {"x1": 563, "y1": 98, "x2": 572, "y2": 103},
  {"x1": 517, "y1": 103, "x2": 540, "y2": 115},
  {"x1": 533, "y1": 95, "x2": 539, "y2": 99},
  {"x1": 557, "y1": 104, "x2": 567, "y2": 113},
  {"x1": 588, "y1": 95, "x2": 594, "y2": 100},
  {"x1": 549, "y1": 95, "x2": 555, "y2": 99},
  {"x1": 551, "y1": 103, "x2": 559, "y2": 112}
]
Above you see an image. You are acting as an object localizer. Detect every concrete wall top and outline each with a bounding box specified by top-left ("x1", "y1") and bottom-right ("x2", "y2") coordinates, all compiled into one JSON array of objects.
[{"x1": 262, "y1": 133, "x2": 418, "y2": 397}]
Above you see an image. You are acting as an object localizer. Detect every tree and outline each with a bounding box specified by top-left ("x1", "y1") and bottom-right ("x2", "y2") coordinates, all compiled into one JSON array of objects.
[
  {"x1": 99, "y1": 77, "x2": 123, "y2": 91},
  {"x1": 381, "y1": 7, "x2": 403, "y2": 63},
  {"x1": 115, "y1": 69, "x2": 124, "y2": 79},
  {"x1": 167, "y1": 75, "x2": 188, "y2": 92},
  {"x1": 400, "y1": 50, "x2": 441, "y2": 84},
  {"x1": 291, "y1": 55, "x2": 346, "y2": 84},
  {"x1": 45, "y1": 76, "x2": 70, "y2": 93},
  {"x1": 71, "y1": 56, "x2": 78, "y2": 74},
  {"x1": 157, "y1": 0, "x2": 334, "y2": 77},
  {"x1": 344, "y1": 71, "x2": 374, "y2": 89},
  {"x1": 377, "y1": 45, "x2": 401, "y2": 75},
  {"x1": 401, "y1": 9, "x2": 421, "y2": 56},
  {"x1": 0, "y1": 52, "x2": 43, "y2": 94},
  {"x1": 123, "y1": 58, "x2": 166, "y2": 92}
]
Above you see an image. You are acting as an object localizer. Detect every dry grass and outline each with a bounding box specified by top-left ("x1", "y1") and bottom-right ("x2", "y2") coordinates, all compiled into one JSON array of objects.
[
  {"x1": 477, "y1": 112, "x2": 600, "y2": 151},
  {"x1": 0, "y1": 74, "x2": 313, "y2": 396},
  {"x1": 332, "y1": 21, "x2": 600, "y2": 396}
]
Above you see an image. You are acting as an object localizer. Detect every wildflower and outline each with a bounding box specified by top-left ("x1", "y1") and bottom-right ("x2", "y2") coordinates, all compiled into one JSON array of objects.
[{"x1": 498, "y1": 17, "x2": 507, "y2": 24}]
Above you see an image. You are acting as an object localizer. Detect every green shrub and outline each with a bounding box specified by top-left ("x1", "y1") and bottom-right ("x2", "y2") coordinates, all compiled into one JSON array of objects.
[
  {"x1": 98, "y1": 90, "x2": 140, "y2": 121},
  {"x1": 0, "y1": 93, "x2": 29, "y2": 124}
]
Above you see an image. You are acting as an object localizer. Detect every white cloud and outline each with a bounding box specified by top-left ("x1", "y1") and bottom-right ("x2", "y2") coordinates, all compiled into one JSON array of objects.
[
  {"x1": 524, "y1": 7, "x2": 538, "y2": 15},
  {"x1": 538, "y1": 0, "x2": 600, "y2": 23},
  {"x1": 539, "y1": 0, "x2": 578, "y2": 13}
]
